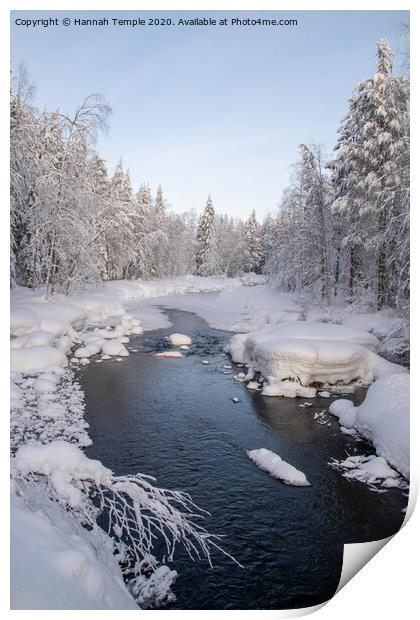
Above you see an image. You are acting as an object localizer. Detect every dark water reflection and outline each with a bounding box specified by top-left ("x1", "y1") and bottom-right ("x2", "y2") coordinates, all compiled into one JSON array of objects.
[{"x1": 79, "y1": 309, "x2": 406, "y2": 610}]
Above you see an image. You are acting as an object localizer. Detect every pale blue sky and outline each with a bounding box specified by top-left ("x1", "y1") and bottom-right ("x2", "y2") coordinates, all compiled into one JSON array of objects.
[{"x1": 11, "y1": 10, "x2": 409, "y2": 220}]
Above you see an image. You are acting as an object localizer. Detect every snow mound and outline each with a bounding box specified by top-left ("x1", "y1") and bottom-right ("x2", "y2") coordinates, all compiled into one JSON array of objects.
[
  {"x1": 226, "y1": 321, "x2": 406, "y2": 395},
  {"x1": 247, "y1": 448, "x2": 310, "y2": 486},
  {"x1": 11, "y1": 345, "x2": 68, "y2": 374},
  {"x1": 68, "y1": 292, "x2": 125, "y2": 322},
  {"x1": 13, "y1": 441, "x2": 113, "y2": 508},
  {"x1": 156, "y1": 351, "x2": 183, "y2": 358},
  {"x1": 13, "y1": 301, "x2": 86, "y2": 336},
  {"x1": 11, "y1": 488, "x2": 137, "y2": 610},
  {"x1": 11, "y1": 330, "x2": 55, "y2": 349},
  {"x1": 329, "y1": 374, "x2": 409, "y2": 479},
  {"x1": 168, "y1": 333, "x2": 192, "y2": 346},
  {"x1": 101, "y1": 341, "x2": 129, "y2": 357},
  {"x1": 11, "y1": 307, "x2": 41, "y2": 337},
  {"x1": 247, "y1": 381, "x2": 260, "y2": 390},
  {"x1": 75, "y1": 339, "x2": 104, "y2": 358}
]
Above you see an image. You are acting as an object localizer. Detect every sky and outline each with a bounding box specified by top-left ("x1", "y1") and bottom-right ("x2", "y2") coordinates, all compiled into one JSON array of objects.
[{"x1": 10, "y1": 10, "x2": 409, "y2": 221}]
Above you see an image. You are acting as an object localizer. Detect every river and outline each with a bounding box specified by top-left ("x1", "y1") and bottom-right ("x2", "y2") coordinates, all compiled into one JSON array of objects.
[{"x1": 79, "y1": 308, "x2": 407, "y2": 610}]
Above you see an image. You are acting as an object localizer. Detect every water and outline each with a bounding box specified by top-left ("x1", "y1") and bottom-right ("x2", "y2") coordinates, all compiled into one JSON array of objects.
[{"x1": 79, "y1": 309, "x2": 407, "y2": 610}]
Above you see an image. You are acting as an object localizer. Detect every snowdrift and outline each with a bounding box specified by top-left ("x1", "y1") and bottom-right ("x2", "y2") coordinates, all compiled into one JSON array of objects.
[
  {"x1": 10, "y1": 487, "x2": 138, "y2": 610},
  {"x1": 329, "y1": 374, "x2": 409, "y2": 479}
]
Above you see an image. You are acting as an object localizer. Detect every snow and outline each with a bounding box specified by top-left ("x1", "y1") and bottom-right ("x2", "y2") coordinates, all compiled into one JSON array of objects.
[
  {"x1": 38, "y1": 403, "x2": 67, "y2": 419},
  {"x1": 342, "y1": 312, "x2": 402, "y2": 339},
  {"x1": 262, "y1": 381, "x2": 316, "y2": 398},
  {"x1": 13, "y1": 441, "x2": 112, "y2": 507},
  {"x1": 11, "y1": 485, "x2": 138, "y2": 610},
  {"x1": 10, "y1": 307, "x2": 41, "y2": 337},
  {"x1": 130, "y1": 565, "x2": 177, "y2": 607},
  {"x1": 329, "y1": 374, "x2": 409, "y2": 479},
  {"x1": 74, "y1": 341, "x2": 103, "y2": 358},
  {"x1": 33, "y1": 374, "x2": 59, "y2": 393},
  {"x1": 125, "y1": 282, "x2": 299, "y2": 332},
  {"x1": 246, "y1": 381, "x2": 261, "y2": 390},
  {"x1": 156, "y1": 351, "x2": 183, "y2": 358},
  {"x1": 329, "y1": 454, "x2": 404, "y2": 488},
  {"x1": 10, "y1": 330, "x2": 55, "y2": 349},
  {"x1": 13, "y1": 301, "x2": 87, "y2": 336},
  {"x1": 11, "y1": 345, "x2": 68, "y2": 373},
  {"x1": 226, "y1": 321, "x2": 406, "y2": 395},
  {"x1": 101, "y1": 341, "x2": 129, "y2": 357},
  {"x1": 67, "y1": 274, "x2": 265, "y2": 330},
  {"x1": 10, "y1": 276, "x2": 409, "y2": 606},
  {"x1": 168, "y1": 333, "x2": 192, "y2": 346},
  {"x1": 247, "y1": 448, "x2": 310, "y2": 486},
  {"x1": 329, "y1": 399, "x2": 358, "y2": 428}
]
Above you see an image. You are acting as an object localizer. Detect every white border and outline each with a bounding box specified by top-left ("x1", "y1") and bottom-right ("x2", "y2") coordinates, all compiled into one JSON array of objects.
[{"x1": 3, "y1": 2, "x2": 418, "y2": 618}]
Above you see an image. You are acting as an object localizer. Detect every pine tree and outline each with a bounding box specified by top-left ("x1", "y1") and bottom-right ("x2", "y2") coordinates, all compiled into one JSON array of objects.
[{"x1": 195, "y1": 195, "x2": 215, "y2": 276}]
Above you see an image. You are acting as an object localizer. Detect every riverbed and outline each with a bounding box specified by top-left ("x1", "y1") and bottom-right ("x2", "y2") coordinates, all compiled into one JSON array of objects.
[{"x1": 79, "y1": 308, "x2": 407, "y2": 610}]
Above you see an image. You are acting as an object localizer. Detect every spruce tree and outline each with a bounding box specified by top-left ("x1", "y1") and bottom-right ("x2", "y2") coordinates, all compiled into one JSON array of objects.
[
  {"x1": 195, "y1": 195, "x2": 215, "y2": 276},
  {"x1": 330, "y1": 39, "x2": 409, "y2": 308},
  {"x1": 244, "y1": 210, "x2": 262, "y2": 273}
]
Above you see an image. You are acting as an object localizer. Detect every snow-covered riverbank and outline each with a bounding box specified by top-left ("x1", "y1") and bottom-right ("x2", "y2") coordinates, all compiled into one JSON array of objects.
[{"x1": 10, "y1": 275, "x2": 410, "y2": 609}]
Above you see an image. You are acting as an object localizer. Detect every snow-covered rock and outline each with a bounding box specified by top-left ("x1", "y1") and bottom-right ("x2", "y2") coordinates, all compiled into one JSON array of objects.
[
  {"x1": 101, "y1": 341, "x2": 129, "y2": 357},
  {"x1": 74, "y1": 339, "x2": 103, "y2": 358},
  {"x1": 156, "y1": 351, "x2": 183, "y2": 358},
  {"x1": 262, "y1": 381, "x2": 316, "y2": 398},
  {"x1": 246, "y1": 381, "x2": 260, "y2": 390},
  {"x1": 168, "y1": 333, "x2": 192, "y2": 346},
  {"x1": 247, "y1": 448, "x2": 310, "y2": 486},
  {"x1": 226, "y1": 321, "x2": 406, "y2": 395}
]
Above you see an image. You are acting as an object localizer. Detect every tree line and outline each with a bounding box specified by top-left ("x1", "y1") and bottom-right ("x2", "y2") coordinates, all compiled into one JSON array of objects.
[
  {"x1": 10, "y1": 67, "x2": 262, "y2": 296},
  {"x1": 11, "y1": 38, "x2": 409, "y2": 312}
]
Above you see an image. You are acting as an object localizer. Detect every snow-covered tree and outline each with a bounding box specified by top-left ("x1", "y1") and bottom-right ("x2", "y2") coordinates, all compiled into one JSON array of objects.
[
  {"x1": 195, "y1": 195, "x2": 216, "y2": 276},
  {"x1": 264, "y1": 144, "x2": 334, "y2": 300},
  {"x1": 214, "y1": 214, "x2": 246, "y2": 276},
  {"x1": 165, "y1": 210, "x2": 197, "y2": 276},
  {"x1": 330, "y1": 39, "x2": 409, "y2": 309},
  {"x1": 243, "y1": 210, "x2": 262, "y2": 273}
]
